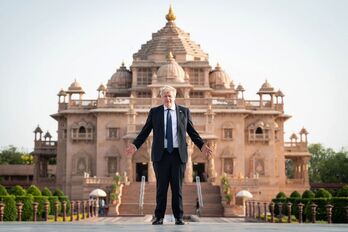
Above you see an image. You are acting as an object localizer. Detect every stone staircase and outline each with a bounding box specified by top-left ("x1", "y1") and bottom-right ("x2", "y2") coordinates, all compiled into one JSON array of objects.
[{"x1": 118, "y1": 182, "x2": 223, "y2": 217}]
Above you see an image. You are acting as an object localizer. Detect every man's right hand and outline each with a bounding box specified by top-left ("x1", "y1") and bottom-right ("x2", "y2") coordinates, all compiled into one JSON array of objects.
[{"x1": 126, "y1": 144, "x2": 137, "y2": 156}]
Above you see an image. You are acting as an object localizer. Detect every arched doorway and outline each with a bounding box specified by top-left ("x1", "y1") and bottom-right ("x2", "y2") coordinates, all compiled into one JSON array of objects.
[{"x1": 136, "y1": 162, "x2": 148, "y2": 182}]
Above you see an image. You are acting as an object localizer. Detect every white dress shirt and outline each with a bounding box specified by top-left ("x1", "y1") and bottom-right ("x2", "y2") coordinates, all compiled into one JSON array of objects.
[{"x1": 164, "y1": 104, "x2": 178, "y2": 148}]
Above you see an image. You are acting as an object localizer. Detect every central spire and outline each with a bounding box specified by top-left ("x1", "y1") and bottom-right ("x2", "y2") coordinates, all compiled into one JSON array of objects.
[{"x1": 166, "y1": 5, "x2": 176, "y2": 22}]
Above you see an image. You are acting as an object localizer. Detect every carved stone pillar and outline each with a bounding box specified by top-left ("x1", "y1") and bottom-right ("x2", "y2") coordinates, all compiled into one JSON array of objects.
[
  {"x1": 205, "y1": 104, "x2": 215, "y2": 133},
  {"x1": 127, "y1": 102, "x2": 136, "y2": 133},
  {"x1": 126, "y1": 156, "x2": 133, "y2": 183},
  {"x1": 303, "y1": 157, "x2": 310, "y2": 184},
  {"x1": 207, "y1": 140, "x2": 217, "y2": 183},
  {"x1": 184, "y1": 141, "x2": 194, "y2": 183},
  {"x1": 146, "y1": 139, "x2": 155, "y2": 182}
]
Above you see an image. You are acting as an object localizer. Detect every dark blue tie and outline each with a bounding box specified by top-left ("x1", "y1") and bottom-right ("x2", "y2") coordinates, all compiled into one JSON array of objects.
[{"x1": 166, "y1": 109, "x2": 173, "y2": 153}]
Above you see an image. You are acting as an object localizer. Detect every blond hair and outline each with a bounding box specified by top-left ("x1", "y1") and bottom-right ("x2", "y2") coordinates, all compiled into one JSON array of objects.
[{"x1": 160, "y1": 85, "x2": 177, "y2": 97}]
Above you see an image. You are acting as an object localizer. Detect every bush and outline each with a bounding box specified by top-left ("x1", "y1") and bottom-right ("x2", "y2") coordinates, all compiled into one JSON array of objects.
[
  {"x1": 290, "y1": 191, "x2": 301, "y2": 198},
  {"x1": 0, "y1": 195, "x2": 17, "y2": 221},
  {"x1": 315, "y1": 188, "x2": 332, "y2": 198},
  {"x1": 27, "y1": 185, "x2": 42, "y2": 196},
  {"x1": 48, "y1": 196, "x2": 60, "y2": 215},
  {"x1": 332, "y1": 197, "x2": 348, "y2": 223},
  {"x1": 58, "y1": 196, "x2": 71, "y2": 215},
  {"x1": 302, "y1": 190, "x2": 315, "y2": 199},
  {"x1": 16, "y1": 195, "x2": 34, "y2": 221},
  {"x1": 271, "y1": 198, "x2": 287, "y2": 216},
  {"x1": 10, "y1": 185, "x2": 26, "y2": 196},
  {"x1": 0, "y1": 185, "x2": 9, "y2": 195},
  {"x1": 304, "y1": 198, "x2": 330, "y2": 221},
  {"x1": 53, "y1": 189, "x2": 64, "y2": 197},
  {"x1": 337, "y1": 185, "x2": 348, "y2": 197},
  {"x1": 276, "y1": 192, "x2": 287, "y2": 199},
  {"x1": 42, "y1": 187, "x2": 52, "y2": 196},
  {"x1": 33, "y1": 196, "x2": 49, "y2": 219}
]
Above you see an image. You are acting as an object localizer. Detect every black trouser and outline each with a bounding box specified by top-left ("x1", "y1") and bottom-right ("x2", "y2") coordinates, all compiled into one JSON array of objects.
[{"x1": 153, "y1": 148, "x2": 186, "y2": 219}]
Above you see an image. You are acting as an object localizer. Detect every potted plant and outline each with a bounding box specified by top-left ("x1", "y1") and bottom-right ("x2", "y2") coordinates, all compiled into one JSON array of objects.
[{"x1": 225, "y1": 193, "x2": 232, "y2": 205}]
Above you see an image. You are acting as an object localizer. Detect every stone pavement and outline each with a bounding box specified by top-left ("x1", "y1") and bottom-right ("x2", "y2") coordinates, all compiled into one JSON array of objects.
[{"x1": 0, "y1": 216, "x2": 347, "y2": 232}]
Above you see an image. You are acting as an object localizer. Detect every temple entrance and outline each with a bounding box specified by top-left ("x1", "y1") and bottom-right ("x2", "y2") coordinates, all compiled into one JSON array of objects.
[
  {"x1": 193, "y1": 163, "x2": 206, "y2": 182},
  {"x1": 135, "y1": 162, "x2": 148, "y2": 182}
]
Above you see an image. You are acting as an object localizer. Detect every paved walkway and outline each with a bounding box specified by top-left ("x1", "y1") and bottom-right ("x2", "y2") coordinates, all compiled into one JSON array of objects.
[{"x1": 0, "y1": 216, "x2": 347, "y2": 232}]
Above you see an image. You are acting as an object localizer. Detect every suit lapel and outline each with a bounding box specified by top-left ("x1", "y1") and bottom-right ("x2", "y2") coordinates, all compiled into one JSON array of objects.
[{"x1": 159, "y1": 105, "x2": 164, "y2": 135}]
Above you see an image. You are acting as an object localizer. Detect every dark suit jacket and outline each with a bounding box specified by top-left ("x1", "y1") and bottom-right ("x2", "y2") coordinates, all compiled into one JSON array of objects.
[{"x1": 133, "y1": 104, "x2": 205, "y2": 163}]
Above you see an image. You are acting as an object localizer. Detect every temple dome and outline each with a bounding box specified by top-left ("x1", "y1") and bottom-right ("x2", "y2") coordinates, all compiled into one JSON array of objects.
[
  {"x1": 66, "y1": 79, "x2": 85, "y2": 94},
  {"x1": 107, "y1": 62, "x2": 132, "y2": 89},
  {"x1": 156, "y1": 52, "x2": 186, "y2": 83},
  {"x1": 209, "y1": 63, "x2": 231, "y2": 89},
  {"x1": 258, "y1": 80, "x2": 275, "y2": 94}
]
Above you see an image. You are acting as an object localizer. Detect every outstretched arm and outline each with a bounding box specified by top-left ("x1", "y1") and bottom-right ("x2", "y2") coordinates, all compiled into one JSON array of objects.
[
  {"x1": 186, "y1": 109, "x2": 212, "y2": 157},
  {"x1": 126, "y1": 108, "x2": 153, "y2": 156}
]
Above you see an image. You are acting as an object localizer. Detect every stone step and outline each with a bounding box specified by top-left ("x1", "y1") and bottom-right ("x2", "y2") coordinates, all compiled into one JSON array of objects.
[{"x1": 119, "y1": 182, "x2": 223, "y2": 216}]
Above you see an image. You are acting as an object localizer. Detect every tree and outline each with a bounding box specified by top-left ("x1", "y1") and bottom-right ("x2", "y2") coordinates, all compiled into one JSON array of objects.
[
  {"x1": 308, "y1": 144, "x2": 348, "y2": 183},
  {"x1": 0, "y1": 145, "x2": 33, "y2": 165}
]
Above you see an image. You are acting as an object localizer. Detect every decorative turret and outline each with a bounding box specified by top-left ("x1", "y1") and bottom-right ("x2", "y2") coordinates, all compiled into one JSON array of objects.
[
  {"x1": 236, "y1": 83, "x2": 245, "y2": 99},
  {"x1": 34, "y1": 125, "x2": 43, "y2": 141},
  {"x1": 44, "y1": 131, "x2": 52, "y2": 141},
  {"x1": 299, "y1": 127, "x2": 309, "y2": 143},
  {"x1": 57, "y1": 88, "x2": 67, "y2": 103},
  {"x1": 257, "y1": 80, "x2": 276, "y2": 108},
  {"x1": 209, "y1": 63, "x2": 231, "y2": 89},
  {"x1": 157, "y1": 52, "x2": 186, "y2": 83},
  {"x1": 275, "y1": 89, "x2": 285, "y2": 105},
  {"x1": 107, "y1": 62, "x2": 132, "y2": 97},
  {"x1": 66, "y1": 79, "x2": 85, "y2": 101},
  {"x1": 97, "y1": 83, "x2": 107, "y2": 98}
]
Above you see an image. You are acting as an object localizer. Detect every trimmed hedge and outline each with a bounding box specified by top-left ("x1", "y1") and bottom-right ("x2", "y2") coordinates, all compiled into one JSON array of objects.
[
  {"x1": 10, "y1": 185, "x2": 26, "y2": 196},
  {"x1": 337, "y1": 185, "x2": 348, "y2": 197},
  {"x1": 302, "y1": 190, "x2": 315, "y2": 199},
  {"x1": 33, "y1": 196, "x2": 49, "y2": 219},
  {"x1": 0, "y1": 185, "x2": 9, "y2": 195},
  {"x1": 0, "y1": 195, "x2": 17, "y2": 221},
  {"x1": 332, "y1": 197, "x2": 348, "y2": 223},
  {"x1": 58, "y1": 196, "x2": 71, "y2": 215},
  {"x1": 27, "y1": 185, "x2": 42, "y2": 196},
  {"x1": 48, "y1": 196, "x2": 60, "y2": 215},
  {"x1": 16, "y1": 195, "x2": 34, "y2": 221},
  {"x1": 276, "y1": 192, "x2": 287, "y2": 199},
  {"x1": 290, "y1": 191, "x2": 301, "y2": 198},
  {"x1": 315, "y1": 188, "x2": 332, "y2": 198},
  {"x1": 42, "y1": 187, "x2": 52, "y2": 197},
  {"x1": 53, "y1": 189, "x2": 64, "y2": 197}
]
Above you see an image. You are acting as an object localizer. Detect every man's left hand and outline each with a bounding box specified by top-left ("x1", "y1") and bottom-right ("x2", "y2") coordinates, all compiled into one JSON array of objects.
[{"x1": 201, "y1": 143, "x2": 212, "y2": 157}]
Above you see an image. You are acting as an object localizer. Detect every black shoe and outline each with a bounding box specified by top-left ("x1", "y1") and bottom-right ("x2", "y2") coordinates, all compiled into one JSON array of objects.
[
  {"x1": 152, "y1": 218, "x2": 163, "y2": 225},
  {"x1": 175, "y1": 218, "x2": 185, "y2": 225}
]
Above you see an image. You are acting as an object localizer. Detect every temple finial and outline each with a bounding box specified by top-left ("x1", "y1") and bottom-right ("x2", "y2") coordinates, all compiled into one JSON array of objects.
[
  {"x1": 166, "y1": 51, "x2": 174, "y2": 61},
  {"x1": 166, "y1": 5, "x2": 176, "y2": 22}
]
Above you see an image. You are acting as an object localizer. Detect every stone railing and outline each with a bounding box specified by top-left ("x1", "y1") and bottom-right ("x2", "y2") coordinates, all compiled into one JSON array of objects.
[
  {"x1": 245, "y1": 200, "x2": 348, "y2": 224},
  {"x1": 34, "y1": 141, "x2": 57, "y2": 155},
  {"x1": 63, "y1": 97, "x2": 284, "y2": 111},
  {"x1": 0, "y1": 199, "x2": 100, "y2": 222}
]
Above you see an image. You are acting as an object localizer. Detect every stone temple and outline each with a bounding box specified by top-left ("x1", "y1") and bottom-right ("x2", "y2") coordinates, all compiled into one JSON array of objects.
[{"x1": 31, "y1": 6, "x2": 310, "y2": 214}]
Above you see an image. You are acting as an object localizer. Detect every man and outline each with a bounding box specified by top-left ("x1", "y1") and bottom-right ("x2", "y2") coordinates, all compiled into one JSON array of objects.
[{"x1": 126, "y1": 85, "x2": 212, "y2": 225}]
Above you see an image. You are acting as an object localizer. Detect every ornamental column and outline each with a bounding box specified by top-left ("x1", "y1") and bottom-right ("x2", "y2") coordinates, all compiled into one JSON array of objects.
[
  {"x1": 302, "y1": 157, "x2": 310, "y2": 184},
  {"x1": 124, "y1": 138, "x2": 134, "y2": 182},
  {"x1": 207, "y1": 140, "x2": 217, "y2": 183},
  {"x1": 146, "y1": 139, "x2": 155, "y2": 182},
  {"x1": 184, "y1": 140, "x2": 194, "y2": 183},
  {"x1": 205, "y1": 104, "x2": 215, "y2": 133}
]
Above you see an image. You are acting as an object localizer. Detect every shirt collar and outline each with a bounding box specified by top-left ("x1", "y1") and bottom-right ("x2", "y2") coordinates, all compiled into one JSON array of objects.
[{"x1": 164, "y1": 104, "x2": 176, "y2": 111}]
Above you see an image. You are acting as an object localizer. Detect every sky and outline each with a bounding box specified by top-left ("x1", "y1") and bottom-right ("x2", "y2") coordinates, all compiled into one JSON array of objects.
[{"x1": 0, "y1": 0, "x2": 347, "y2": 152}]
